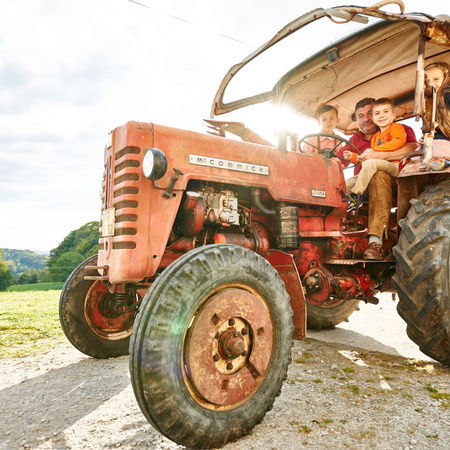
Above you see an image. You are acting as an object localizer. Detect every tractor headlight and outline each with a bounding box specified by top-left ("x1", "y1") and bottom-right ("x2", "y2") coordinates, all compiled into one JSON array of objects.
[{"x1": 143, "y1": 148, "x2": 167, "y2": 180}]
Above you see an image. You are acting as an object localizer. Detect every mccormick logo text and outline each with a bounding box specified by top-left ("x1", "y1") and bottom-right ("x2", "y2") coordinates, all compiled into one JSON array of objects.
[{"x1": 189, "y1": 154, "x2": 269, "y2": 175}]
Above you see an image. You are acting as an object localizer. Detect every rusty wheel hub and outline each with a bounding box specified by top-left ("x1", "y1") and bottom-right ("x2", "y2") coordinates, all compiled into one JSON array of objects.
[
  {"x1": 184, "y1": 287, "x2": 273, "y2": 407},
  {"x1": 218, "y1": 327, "x2": 246, "y2": 359},
  {"x1": 84, "y1": 282, "x2": 136, "y2": 340}
]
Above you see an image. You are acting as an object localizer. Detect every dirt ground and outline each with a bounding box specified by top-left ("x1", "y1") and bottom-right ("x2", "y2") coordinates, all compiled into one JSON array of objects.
[{"x1": 1, "y1": 295, "x2": 449, "y2": 449}]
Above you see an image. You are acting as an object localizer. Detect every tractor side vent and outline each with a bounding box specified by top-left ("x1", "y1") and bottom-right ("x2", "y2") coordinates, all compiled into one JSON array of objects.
[
  {"x1": 110, "y1": 145, "x2": 141, "y2": 251},
  {"x1": 115, "y1": 146, "x2": 140, "y2": 160},
  {"x1": 116, "y1": 214, "x2": 137, "y2": 222},
  {"x1": 112, "y1": 242, "x2": 136, "y2": 249},
  {"x1": 113, "y1": 186, "x2": 139, "y2": 197},
  {"x1": 115, "y1": 173, "x2": 139, "y2": 184},
  {"x1": 115, "y1": 159, "x2": 140, "y2": 173}
]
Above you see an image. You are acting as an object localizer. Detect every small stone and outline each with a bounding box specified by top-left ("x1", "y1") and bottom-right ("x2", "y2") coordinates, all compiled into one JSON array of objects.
[
  {"x1": 330, "y1": 363, "x2": 337, "y2": 370},
  {"x1": 410, "y1": 440, "x2": 417, "y2": 445}
]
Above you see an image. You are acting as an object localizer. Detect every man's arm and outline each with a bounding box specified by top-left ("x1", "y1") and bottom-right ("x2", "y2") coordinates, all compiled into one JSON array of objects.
[
  {"x1": 204, "y1": 120, "x2": 273, "y2": 146},
  {"x1": 358, "y1": 142, "x2": 418, "y2": 161},
  {"x1": 335, "y1": 138, "x2": 360, "y2": 166}
]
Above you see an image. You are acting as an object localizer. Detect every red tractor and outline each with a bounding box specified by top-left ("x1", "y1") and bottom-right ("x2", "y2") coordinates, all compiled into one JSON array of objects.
[{"x1": 60, "y1": 2, "x2": 449, "y2": 448}]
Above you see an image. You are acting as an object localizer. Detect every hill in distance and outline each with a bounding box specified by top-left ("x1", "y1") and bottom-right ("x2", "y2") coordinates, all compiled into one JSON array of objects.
[{"x1": 1, "y1": 248, "x2": 48, "y2": 276}]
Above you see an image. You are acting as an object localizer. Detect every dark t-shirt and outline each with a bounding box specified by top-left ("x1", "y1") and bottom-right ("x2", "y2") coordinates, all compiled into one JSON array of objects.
[{"x1": 336, "y1": 125, "x2": 416, "y2": 175}]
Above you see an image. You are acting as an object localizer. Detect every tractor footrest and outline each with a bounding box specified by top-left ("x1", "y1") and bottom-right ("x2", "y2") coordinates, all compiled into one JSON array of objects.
[
  {"x1": 84, "y1": 275, "x2": 109, "y2": 281},
  {"x1": 325, "y1": 258, "x2": 394, "y2": 265}
]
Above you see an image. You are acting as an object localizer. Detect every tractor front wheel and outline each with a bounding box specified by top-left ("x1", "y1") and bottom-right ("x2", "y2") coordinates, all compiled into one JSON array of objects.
[
  {"x1": 59, "y1": 255, "x2": 136, "y2": 358},
  {"x1": 393, "y1": 179, "x2": 450, "y2": 365},
  {"x1": 129, "y1": 244, "x2": 293, "y2": 448}
]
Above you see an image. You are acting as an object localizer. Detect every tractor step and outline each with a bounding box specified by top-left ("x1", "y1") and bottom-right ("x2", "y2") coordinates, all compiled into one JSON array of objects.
[{"x1": 325, "y1": 258, "x2": 394, "y2": 265}]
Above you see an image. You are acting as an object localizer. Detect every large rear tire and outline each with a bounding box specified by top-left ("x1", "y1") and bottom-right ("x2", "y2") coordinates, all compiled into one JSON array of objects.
[
  {"x1": 393, "y1": 179, "x2": 450, "y2": 365},
  {"x1": 306, "y1": 298, "x2": 360, "y2": 330},
  {"x1": 59, "y1": 255, "x2": 135, "y2": 358},
  {"x1": 129, "y1": 244, "x2": 293, "y2": 448}
]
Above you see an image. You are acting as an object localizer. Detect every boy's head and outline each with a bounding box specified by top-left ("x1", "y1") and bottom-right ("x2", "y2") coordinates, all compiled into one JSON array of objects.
[
  {"x1": 424, "y1": 62, "x2": 448, "y2": 91},
  {"x1": 316, "y1": 104, "x2": 339, "y2": 134},
  {"x1": 372, "y1": 98, "x2": 395, "y2": 130}
]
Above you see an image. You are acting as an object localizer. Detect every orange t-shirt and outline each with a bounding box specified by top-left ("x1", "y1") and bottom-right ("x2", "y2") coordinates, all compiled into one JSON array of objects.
[{"x1": 371, "y1": 123, "x2": 407, "y2": 152}]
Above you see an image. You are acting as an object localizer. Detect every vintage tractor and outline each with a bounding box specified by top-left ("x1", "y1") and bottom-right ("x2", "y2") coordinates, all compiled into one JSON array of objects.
[{"x1": 59, "y1": 2, "x2": 449, "y2": 448}]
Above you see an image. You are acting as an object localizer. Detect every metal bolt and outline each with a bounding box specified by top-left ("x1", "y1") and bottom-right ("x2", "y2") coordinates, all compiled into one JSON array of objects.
[
  {"x1": 228, "y1": 318, "x2": 235, "y2": 326},
  {"x1": 226, "y1": 362, "x2": 233, "y2": 370},
  {"x1": 214, "y1": 332, "x2": 220, "y2": 340},
  {"x1": 211, "y1": 314, "x2": 220, "y2": 325},
  {"x1": 241, "y1": 351, "x2": 247, "y2": 357},
  {"x1": 213, "y1": 354, "x2": 220, "y2": 362},
  {"x1": 241, "y1": 328, "x2": 247, "y2": 335}
]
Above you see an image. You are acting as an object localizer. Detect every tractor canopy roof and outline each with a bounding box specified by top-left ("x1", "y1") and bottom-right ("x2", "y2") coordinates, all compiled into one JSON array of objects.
[{"x1": 211, "y1": 1, "x2": 450, "y2": 133}]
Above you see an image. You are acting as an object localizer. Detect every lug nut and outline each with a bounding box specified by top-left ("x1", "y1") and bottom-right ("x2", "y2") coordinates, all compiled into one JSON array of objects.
[
  {"x1": 228, "y1": 318, "x2": 235, "y2": 326},
  {"x1": 213, "y1": 354, "x2": 219, "y2": 362},
  {"x1": 214, "y1": 332, "x2": 220, "y2": 340},
  {"x1": 226, "y1": 362, "x2": 233, "y2": 370},
  {"x1": 241, "y1": 351, "x2": 247, "y2": 357},
  {"x1": 241, "y1": 328, "x2": 247, "y2": 335}
]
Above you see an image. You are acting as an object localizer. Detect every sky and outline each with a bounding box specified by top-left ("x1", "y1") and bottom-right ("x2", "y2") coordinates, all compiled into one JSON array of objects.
[{"x1": 0, "y1": 0, "x2": 447, "y2": 252}]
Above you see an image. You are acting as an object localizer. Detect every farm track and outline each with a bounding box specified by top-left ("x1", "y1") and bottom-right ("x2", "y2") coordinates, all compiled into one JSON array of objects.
[
  {"x1": 1, "y1": 295, "x2": 449, "y2": 449},
  {"x1": 1, "y1": 341, "x2": 449, "y2": 449}
]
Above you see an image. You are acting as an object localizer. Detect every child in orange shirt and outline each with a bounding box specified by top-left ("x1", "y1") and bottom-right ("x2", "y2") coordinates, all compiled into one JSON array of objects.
[{"x1": 346, "y1": 97, "x2": 406, "y2": 205}]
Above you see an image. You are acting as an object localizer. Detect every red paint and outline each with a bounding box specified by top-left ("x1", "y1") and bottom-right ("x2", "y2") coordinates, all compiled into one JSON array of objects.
[{"x1": 264, "y1": 249, "x2": 306, "y2": 340}]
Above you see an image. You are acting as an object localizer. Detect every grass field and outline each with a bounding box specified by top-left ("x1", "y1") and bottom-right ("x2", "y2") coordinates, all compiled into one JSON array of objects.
[
  {"x1": 7, "y1": 282, "x2": 64, "y2": 292},
  {"x1": 0, "y1": 289, "x2": 65, "y2": 358}
]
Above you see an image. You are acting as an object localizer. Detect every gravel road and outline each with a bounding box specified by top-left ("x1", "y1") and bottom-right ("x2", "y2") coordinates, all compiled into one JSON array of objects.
[{"x1": 1, "y1": 294, "x2": 449, "y2": 449}]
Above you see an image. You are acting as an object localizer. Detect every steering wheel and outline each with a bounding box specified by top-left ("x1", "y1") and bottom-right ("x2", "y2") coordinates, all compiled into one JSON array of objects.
[{"x1": 298, "y1": 133, "x2": 360, "y2": 168}]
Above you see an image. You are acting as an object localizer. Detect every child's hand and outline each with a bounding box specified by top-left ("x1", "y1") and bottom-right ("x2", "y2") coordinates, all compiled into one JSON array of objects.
[
  {"x1": 343, "y1": 150, "x2": 352, "y2": 161},
  {"x1": 418, "y1": 136, "x2": 424, "y2": 145}
]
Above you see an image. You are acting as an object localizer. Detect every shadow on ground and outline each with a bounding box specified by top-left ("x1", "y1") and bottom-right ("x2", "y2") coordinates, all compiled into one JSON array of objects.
[
  {"x1": 307, "y1": 327, "x2": 405, "y2": 358},
  {"x1": 0, "y1": 356, "x2": 129, "y2": 448}
]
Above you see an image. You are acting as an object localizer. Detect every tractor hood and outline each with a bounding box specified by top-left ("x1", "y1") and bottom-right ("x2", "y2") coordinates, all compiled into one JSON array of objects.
[{"x1": 211, "y1": 2, "x2": 450, "y2": 133}]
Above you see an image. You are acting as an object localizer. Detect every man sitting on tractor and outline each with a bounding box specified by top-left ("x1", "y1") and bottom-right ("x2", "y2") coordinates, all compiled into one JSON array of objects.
[
  {"x1": 207, "y1": 98, "x2": 418, "y2": 260},
  {"x1": 336, "y1": 98, "x2": 418, "y2": 259}
]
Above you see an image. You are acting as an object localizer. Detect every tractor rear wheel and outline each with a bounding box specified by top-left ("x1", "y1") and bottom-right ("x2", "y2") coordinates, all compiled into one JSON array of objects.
[
  {"x1": 129, "y1": 244, "x2": 293, "y2": 448},
  {"x1": 59, "y1": 255, "x2": 136, "y2": 358},
  {"x1": 306, "y1": 298, "x2": 360, "y2": 330},
  {"x1": 393, "y1": 179, "x2": 450, "y2": 365}
]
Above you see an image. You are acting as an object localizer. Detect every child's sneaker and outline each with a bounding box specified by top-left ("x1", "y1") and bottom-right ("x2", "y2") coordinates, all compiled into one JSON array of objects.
[{"x1": 347, "y1": 192, "x2": 364, "y2": 210}]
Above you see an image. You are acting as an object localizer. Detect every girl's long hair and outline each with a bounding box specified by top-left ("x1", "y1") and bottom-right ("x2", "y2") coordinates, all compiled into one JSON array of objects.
[{"x1": 424, "y1": 62, "x2": 450, "y2": 138}]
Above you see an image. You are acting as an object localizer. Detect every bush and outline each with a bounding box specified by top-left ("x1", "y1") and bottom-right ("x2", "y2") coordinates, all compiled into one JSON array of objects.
[
  {"x1": 47, "y1": 221, "x2": 99, "y2": 282},
  {"x1": 0, "y1": 252, "x2": 13, "y2": 291}
]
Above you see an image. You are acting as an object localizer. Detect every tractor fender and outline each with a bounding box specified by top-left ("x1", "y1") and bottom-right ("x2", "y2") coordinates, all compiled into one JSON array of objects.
[{"x1": 264, "y1": 249, "x2": 306, "y2": 340}]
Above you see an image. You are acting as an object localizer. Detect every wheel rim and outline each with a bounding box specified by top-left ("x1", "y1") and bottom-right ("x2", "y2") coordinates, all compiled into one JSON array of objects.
[
  {"x1": 183, "y1": 285, "x2": 274, "y2": 410},
  {"x1": 84, "y1": 281, "x2": 135, "y2": 340}
]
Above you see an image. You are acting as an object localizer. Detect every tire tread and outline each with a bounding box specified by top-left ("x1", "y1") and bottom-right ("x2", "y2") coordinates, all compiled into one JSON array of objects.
[{"x1": 393, "y1": 179, "x2": 450, "y2": 365}]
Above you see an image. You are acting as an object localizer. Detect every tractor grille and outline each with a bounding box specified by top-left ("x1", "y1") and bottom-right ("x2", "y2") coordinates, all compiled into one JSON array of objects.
[{"x1": 100, "y1": 146, "x2": 141, "y2": 251}]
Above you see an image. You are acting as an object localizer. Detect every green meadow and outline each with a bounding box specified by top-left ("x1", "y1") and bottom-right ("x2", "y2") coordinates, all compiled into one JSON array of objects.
[{"x1": 0, "y1": 289, "x2": 65, "y2": 358}]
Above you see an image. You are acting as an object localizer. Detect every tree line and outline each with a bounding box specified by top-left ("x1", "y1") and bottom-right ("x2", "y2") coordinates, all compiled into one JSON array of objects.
[{"x1": 0, "y1": 221, "x2": 100, "y2": 290}]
